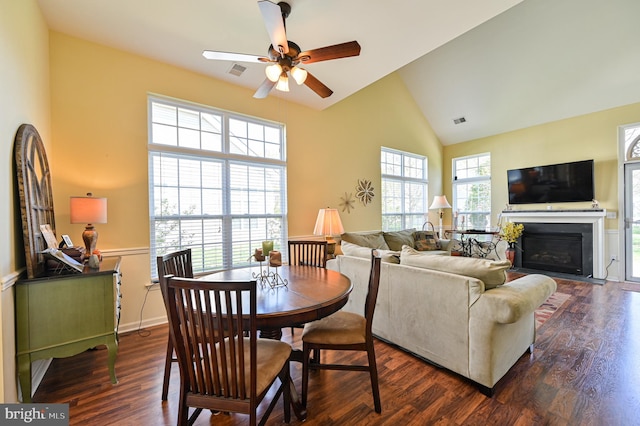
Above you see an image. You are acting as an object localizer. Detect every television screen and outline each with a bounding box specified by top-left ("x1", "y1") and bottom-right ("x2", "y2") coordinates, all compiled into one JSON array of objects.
[{"x1": 507, "y1": 159, "x2": 594, "y2": 204}]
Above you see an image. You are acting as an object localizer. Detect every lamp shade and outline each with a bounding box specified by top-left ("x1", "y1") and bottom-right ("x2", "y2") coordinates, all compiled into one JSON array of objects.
[
  {"x1": 429, "y1": 195, "x2": 451, "y2": 210},
  {"x1": 313, "y1": 208, "x2": 344, "y2": 236},
  {"x1": 275, "y1": 73, "x2": 290, "y2": 92},
  {"x1": 70, "y1": 194, "x2": 107, "y2": 224},
  {"x1": 265, "y1": 63, "x2": 282, "y2": 82},
  {"x1": 290, "y1": 66, "x2": 308, "y2": 85}
]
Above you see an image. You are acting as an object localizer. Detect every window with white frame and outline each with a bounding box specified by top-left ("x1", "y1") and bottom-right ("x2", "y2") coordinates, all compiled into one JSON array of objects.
[
  {"x1": 452, "y1": 153, "x2": 491, "y2": 230},
  {"x1": 381, "y1": 148, "x2": 428, "y2": 231},
  {"x1": 148, "y1": 96, "x2": 287, "y2": 277}
]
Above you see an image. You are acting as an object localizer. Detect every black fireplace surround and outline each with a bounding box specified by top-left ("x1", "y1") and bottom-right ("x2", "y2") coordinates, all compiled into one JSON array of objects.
[{"x1": 514, "y1": 222, "x2": 593, "y2": 277}]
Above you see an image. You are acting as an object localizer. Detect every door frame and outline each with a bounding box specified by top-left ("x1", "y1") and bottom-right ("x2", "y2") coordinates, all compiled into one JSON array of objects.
[
  {"x1": 619, "y1": 122, "x2": 640, "y2": 282},
  {"x1": 623, "y1": 162, "x2": 640, "y2": 282}
]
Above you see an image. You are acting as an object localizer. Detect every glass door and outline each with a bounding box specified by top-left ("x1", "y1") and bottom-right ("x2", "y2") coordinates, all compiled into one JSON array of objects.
[
  {"x1": 623, "y1": 124, "x2": 640, "y2": 282},
  {"x1": 624, "y1": 162, "x2": 640, "y2": 282}
]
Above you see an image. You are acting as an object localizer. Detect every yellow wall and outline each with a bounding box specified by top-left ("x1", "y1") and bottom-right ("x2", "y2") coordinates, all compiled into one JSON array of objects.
[
  {"x1": 0, "y1": 0, "x2": 51, "y2": 403},
  {"x1": 288, "y1": 73, "x2": 444, "y2": 232},
  {"x1": 47, "y1": 32, "x2": 444, "y2": 334},
  {"x1": 49, "y1": 33, "x2": 442, "y2": 245},
  {"x1": 0, "y1": 0, "x2": 51, "y2": 274},
  {"x1": 443, "y1": 103, "x2": 640, "y2": 229}
]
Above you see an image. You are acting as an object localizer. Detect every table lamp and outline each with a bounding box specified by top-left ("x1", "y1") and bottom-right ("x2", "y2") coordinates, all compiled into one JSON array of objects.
[
  {"x1": 313, "y1": 208, "x2": 344, "y2": 257},
  {"x1": 70, "y1": 192, "x2": 107, "y2": 258},
  {"x1": 429, "y1": 195, "x2": 451, "y2": 236}
]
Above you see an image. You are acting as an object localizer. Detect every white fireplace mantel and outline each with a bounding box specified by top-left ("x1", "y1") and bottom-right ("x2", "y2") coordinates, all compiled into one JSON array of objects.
[{"x1": 500, "y1": 209, "x2": 606, "y2": 279}]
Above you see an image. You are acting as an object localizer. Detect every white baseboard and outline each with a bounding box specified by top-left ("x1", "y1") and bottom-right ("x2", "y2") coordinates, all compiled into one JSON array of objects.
[
  {"x1": 17, "y1": 358, "x2": 53, "y2": 401},
  {"x1": 118, "y1": 316, "x2": 168, "y2": 334}
]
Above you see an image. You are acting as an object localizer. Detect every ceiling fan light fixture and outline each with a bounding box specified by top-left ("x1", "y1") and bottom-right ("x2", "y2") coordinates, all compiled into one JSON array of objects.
[
  {"x1": 291, "y1": 66, "x2": 308, "y2": 85},
  {"x1": 265, "y1": 63, "x2": 283, "y2": 82},
  {"x1": 275, "y1": 73, "x2": 290, "y2": 92}
]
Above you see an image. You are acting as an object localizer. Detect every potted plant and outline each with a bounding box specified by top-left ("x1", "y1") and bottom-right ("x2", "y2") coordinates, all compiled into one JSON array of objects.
[{"x1": 500, "y1": 222, "x2": 524, "y2": 266}]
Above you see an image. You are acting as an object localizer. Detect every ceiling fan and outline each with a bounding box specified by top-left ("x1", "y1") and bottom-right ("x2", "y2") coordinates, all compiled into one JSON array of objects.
[{"x1": 202, "y1": 1, "x2": 361, "y2": 99}]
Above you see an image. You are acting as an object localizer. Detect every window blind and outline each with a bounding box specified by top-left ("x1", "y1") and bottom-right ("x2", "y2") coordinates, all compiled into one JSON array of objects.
[{"x1": 148, "y1": 96, "x2": 287, "y2": 277}]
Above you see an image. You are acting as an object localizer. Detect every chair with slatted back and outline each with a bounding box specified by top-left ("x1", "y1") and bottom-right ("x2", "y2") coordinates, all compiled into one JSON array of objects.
[
  {"x1": 288, "y1": 240, "x2": 328, "y2": 268},
  {"x1": 165, "y1": 276, "x2": 292, "y2": 426},
  {"x1": 287, "y1": 240, "x2": 328, "y2": 336},
  {"x1": 301, "y1": 250, "x2": 382, "y2": 413},
  {"x1": 157, "y1": 249, "x2": 193, "y2": 401}
]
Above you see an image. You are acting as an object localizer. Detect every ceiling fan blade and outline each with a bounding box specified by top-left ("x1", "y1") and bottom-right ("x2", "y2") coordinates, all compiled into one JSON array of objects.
[
  {"x1": 202, "y1": 50, "x2": 270, "y2": 63},
  {"x1": 297, "y1": 41, "x2": 361, "y2": 64},
  {"x1": 304, "y1": 72, "x2": 333, "y2": 98},
  {"x1": 254, "y1": 78, "x2": 277, "y2": 99},
  {"x1": 258, "y1": 0, "x2": 288, "y2": 55}
]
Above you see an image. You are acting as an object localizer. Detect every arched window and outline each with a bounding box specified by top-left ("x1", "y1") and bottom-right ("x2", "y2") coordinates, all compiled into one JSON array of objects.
[{"x1": 625, "y1": 127, "x2": 640, "y2": 161}]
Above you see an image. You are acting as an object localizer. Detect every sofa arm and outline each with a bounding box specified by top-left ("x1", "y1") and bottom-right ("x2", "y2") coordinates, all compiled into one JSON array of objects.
[{"x1": 471, "y1": 274, "x2": 557, "y2": 324}]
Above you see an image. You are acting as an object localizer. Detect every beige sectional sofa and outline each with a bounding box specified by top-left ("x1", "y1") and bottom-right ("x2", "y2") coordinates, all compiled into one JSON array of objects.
[
  {"x1": 328, "y1": 230, "x2": 557, "y2": 395},
  {"x1": 339, "y1": 228, "x2": 455, "y2": 257}
]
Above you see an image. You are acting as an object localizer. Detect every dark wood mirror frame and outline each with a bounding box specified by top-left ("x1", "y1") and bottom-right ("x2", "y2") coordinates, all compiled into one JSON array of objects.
[{"x1": 14, "y1": 123, "x2": 56, "y2": 279}]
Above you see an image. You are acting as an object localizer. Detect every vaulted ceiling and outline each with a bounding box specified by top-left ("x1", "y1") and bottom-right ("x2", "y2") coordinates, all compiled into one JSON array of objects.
[{"x1": 37, "y1": 0, "x2": 640, "y2": 145}]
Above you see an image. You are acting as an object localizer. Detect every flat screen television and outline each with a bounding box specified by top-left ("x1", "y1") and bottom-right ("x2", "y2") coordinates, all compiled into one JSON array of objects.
[{"x1": 507, "y1": 159, "x2": 594, "y2": 204}]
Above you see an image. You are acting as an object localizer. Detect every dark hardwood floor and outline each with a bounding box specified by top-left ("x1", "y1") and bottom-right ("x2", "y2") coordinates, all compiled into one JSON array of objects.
[{"x1": 33, "y1": 274, "x2": 640, "y2": 425}]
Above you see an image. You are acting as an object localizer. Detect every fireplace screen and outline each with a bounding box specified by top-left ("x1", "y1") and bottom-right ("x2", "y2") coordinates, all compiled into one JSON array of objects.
[{"x1": 522, "y1": 232, "x2": 583, "y2": 275}]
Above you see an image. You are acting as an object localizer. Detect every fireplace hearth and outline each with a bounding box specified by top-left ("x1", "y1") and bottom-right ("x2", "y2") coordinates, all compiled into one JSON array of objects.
[{"x1": 514, "y1": 222, "x2": 593, "y2": 277}]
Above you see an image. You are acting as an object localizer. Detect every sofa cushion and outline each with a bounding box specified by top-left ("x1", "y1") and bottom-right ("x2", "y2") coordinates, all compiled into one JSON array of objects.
[
  {"x1": 399, "y1": 245, "x2": 510, "y2": 289},
  {"x1": 382, "y1": 229, "x2": 416, "y2": 251},
  {"x1": 340, "y1": 231, "x2": 390, "y2": 250},
  {"x1": 341, "y1": 241, "x2": 400, "y2": 264},
  {"x1": 413, "y1": 230, "x2": 441, "y2": 251}
]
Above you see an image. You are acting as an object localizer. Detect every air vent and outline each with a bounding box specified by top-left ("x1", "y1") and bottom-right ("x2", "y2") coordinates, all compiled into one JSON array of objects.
[
  {"x1": 228, "y1": 64, "x2": 247, "y2": 77},
  {"x1": 453, "y1": 117, "x2": 466, "y2": 125}
]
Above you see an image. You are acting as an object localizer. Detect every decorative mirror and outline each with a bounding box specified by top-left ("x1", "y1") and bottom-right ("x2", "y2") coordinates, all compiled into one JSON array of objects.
[{"x1": 14, "y1": 124, "x2": 56, "y2": 279}]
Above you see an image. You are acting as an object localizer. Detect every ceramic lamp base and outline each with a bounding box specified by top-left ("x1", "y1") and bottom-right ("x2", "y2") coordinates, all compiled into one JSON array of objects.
[{"x1": 82, "y1": 225, "x2": 98, "y2": 259}]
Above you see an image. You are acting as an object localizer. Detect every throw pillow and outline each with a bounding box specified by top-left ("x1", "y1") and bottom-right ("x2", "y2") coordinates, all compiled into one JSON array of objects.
[
  {"x1": 399, "y1": 245, "x2": 510, "y2": 289},
  {"x1": 340, "y1": 231, "x2": 390, "y2": 250},
  {"x1": 340, "y1": 241, "x2": 400, "y2": 264},
  {"x1": 413, "y1": 231, "x2": 441, "y2": 251},
  {"x1": 383, "y1": 229, "x2": 416, "y2": 251}
]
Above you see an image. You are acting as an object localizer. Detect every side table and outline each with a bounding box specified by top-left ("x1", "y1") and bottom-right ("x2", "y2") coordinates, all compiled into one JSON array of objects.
[
  {"x1": 15, "y1": 257, "x2": 122, "y2": 402},
  {"x1": 447, "y1": 230, "x2": 501, "y2": 258}
]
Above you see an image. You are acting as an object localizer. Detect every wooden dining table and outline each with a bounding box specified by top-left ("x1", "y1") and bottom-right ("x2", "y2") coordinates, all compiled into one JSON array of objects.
[{"x1": 201, "y1": 264, "x2": 353, "y2": 420}]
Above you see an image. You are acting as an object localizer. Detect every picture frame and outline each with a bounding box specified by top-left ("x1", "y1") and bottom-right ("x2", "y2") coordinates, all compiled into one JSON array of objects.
[
  {"x1": 40, "y1": 224, "x2": 58, "y2": 249},
  {"x1": 62, "y1": 234, "x2": 74, "y2": 247}
]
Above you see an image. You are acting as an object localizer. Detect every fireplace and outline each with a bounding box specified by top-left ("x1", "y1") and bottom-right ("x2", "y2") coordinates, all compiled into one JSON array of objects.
[
  {"x1": 516, "y1": 223, "x2": 593, "y2": 276},
  {"x1": 502, "y1": 206, "x2": 607, "y2": 279}
]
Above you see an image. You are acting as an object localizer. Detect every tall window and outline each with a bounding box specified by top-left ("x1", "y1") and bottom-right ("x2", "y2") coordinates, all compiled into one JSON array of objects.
[
  {"x1": 148, "y1": 96, "x2": 287, "y2": 276},
  {"x1": 381, "y1": 148, "x2": 428, "y2": 231},
  {"x1": 452, "y1": 153, "x2": 491, "y2": 230}
]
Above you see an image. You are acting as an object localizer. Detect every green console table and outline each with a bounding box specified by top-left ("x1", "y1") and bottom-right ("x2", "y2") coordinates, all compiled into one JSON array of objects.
[{"x1": 15, "y1": 257, "x2": 122, "y2": 402}]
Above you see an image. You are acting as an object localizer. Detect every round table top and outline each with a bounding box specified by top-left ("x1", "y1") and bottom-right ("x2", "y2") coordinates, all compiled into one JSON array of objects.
[{"x1": 201, "y1": 265, "x2": 352, "y2": 329}]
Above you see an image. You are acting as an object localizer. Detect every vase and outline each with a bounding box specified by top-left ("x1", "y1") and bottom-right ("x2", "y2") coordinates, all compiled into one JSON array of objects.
[{"x1": 505, "y1": 247, "x2": 516, "y2": 266}]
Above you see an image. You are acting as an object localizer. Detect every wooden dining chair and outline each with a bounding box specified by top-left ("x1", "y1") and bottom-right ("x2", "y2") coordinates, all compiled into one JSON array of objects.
[
  {"x1": 287, "y1": 240, "x2": 328, "y2": 336},
  {"x1": 165, "y1": 276, "x2": 292, "y2": 426},
  {"x1": 157, "y1": 249, "x2": 193, "y2": 401},
  {"x1": 287, "y1": 240, "x2": 328, "y2": 268},
  {"x1": 301, "y1": 250, "x2": 382, "y2": 413}
]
